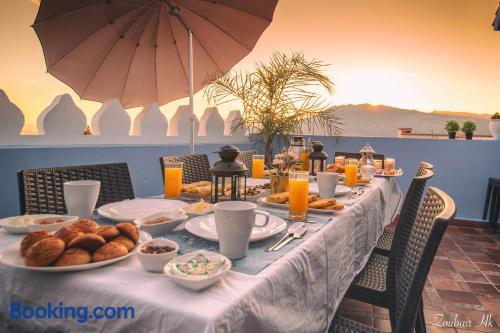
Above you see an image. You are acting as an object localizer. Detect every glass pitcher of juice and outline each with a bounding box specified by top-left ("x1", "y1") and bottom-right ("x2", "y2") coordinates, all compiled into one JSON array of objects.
[
  {"x1": 164, "y1": 162, "x2": 183, "y2": 199},
  {"x1": 344, "y1": 158, "x2": 359, "y2": 187},
  {"x1": 252, "y1": 155, "x2": 265, "y2": 179},
  {"x1": 289, "y1": 171, "x2": 309, "y2": 221}
]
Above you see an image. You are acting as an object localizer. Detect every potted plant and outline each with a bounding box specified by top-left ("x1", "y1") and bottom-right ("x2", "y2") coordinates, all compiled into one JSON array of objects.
[
  {"x1": 269, "y1": 149, "x2": 301, "y2": 194},
  {"x1": 461, "y1": 120, "x2": 477, "y2": 140},
  {"x1": 444, "y1": 120, "x2": 460, "y2": 139},
  {"x1": 205, "y1": 52, "x2": 341, "y2": 165},
  {"x1": 489, "y1": 112, "x2": 500, "y2": 140}
]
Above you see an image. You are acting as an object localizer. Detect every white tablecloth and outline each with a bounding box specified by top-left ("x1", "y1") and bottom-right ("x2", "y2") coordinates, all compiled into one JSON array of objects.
[{"x1": 0, "y1": 178, "x2": 401, "y2": 333}]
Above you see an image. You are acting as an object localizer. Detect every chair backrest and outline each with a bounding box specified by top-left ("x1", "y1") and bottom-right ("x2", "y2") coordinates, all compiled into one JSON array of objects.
[
  {"x1": 160, "y1": 154, "x2": 211, "y2": 184},
  {"x1": 416, "y1": 161, "x2": 434, "y2": 177},
  {"x1": 333, "y1": 151, "x2": 385, "y2": 167},
  {"x1": 390, "y1": 187, "x2": 456, "y2": 332},
  {"x1": 236, "y1": 150, "x2": 257, "y2": 177},
  {"x1": 386, "y1": 168, "x2": 433, "y2": 300},
  {"x1": 18, "y1": 162, "x2": 134, "y2": 215}
]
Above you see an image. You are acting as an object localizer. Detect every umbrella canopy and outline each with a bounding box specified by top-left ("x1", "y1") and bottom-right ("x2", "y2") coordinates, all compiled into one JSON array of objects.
[{"x1": 33, "y1": 0, "x2": 278, "y2": 108}]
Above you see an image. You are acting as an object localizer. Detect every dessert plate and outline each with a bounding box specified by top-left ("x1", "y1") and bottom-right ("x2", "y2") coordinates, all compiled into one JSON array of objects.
[
  {"x1": 308, "y1": 184, "x2": 352, "y2": 197},
  {"x1": 98, "y1": 199, "x2": 188, "y2": 222},
  {"x1": 0, "y1": 214, "x2": 59, "y2": 234},
  {"x1": 0, "y1": 232, "x2": 151, "y2": 272},
  {"x1": 185, "y1": 214, "x2": 287, "y2": 242}
]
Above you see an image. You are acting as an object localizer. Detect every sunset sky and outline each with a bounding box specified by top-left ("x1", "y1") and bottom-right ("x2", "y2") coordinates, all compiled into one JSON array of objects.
[{"x1": 1, "y1": 0, "x2": 499, "y2": 133}]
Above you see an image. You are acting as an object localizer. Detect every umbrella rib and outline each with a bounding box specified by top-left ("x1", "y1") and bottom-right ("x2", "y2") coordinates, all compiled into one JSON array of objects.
[
  {"x1": 195, "y1": 0, "x2": 273, "y2": 23},
  {"x1": 165, "y1": 4, "x2": 189, "y2": 85},
  {"x1": 191, "y1": 31, "x2": 223, "y2": 74},
  {"x1": 33, "y1": 0, "x2": 155, "y2": 26},
  {"x1": 175, "y1": 2, "x2": 251, "y2": 51},
  {"x1": 45, "y1": 4, "x2": 153, "y2": 71},
  {"x1": 154, "y1": 7, "x2": 162, "y2": 104},
  {"x1": 120, "y1": 8, "x2": 158, "y2": 104},
  {"x1": 81, "y1": 6, "x2": 153, "y2": 98}
]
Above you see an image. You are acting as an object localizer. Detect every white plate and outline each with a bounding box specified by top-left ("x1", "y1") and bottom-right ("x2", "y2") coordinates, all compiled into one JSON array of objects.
[
  {"x1": 258, "y1": 197, "x2": 345, "y2": 214},
  {"x1": 374, "y1": 169, "x2": 404, "y2": 177},
  {"x1": 97, "y1": 199, "x2": 189, "y2": 222},
  {"x1": 0, "y1": 231, "x2": 152, "y2": 272},
  {"x1": 185, "y1": 214, "x2": 287, "y2": 242},
  {"x1": 0, "y1": 214, "x2": 60, "y2": 234},
  {"x1": 246, "y1": 178, "x2": 270, "y2": 187},
  {"x1": 164, "y1": 250, "x2": 231, "y2": 291},
  {"x1": 308, "y1": 184, "x2": 352, "y2": 197}
]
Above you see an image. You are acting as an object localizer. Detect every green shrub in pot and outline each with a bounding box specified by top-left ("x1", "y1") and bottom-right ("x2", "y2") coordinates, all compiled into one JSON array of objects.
[
  {"x1": 444, "y1": 120, "x2": 460, "y2": 139},
  {"x1": 461, "y1": 120, "x2": 477, "y2": 140}
]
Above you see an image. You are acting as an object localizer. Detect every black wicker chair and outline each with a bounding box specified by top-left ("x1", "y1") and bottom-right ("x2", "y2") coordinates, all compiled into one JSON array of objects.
[
  {"x1": 160, "y1": 154, "x2": 211, "y2": 184},
  {"x1": 18, "y1": 163, "x2": 135, "y2": 215},
  {"x1": 236, "y1": 150, "x2": 257, "y2": 177},
  {"x1": 334, "y1": 152, "x2": 385, "y2": 167},
  {"x1": 374, "y1": 163, "x2": 434, "y2": 256},
  {"x1": 331, "y1": 187, "x2": 456, "y2": 333}
]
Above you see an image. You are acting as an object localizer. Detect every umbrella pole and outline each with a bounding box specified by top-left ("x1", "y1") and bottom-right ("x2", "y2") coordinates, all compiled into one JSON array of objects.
[{"x1": 188, "y1": 29, "x2": 194, "y2": 155}]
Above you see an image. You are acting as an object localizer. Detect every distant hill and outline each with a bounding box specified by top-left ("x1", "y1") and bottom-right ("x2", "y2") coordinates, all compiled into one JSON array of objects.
[{"x1": 306, "y1": 104, "x2": 493, "y2": 137}]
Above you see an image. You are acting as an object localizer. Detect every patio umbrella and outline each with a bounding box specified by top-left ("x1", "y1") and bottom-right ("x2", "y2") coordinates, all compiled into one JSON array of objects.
[{"x1": 33, "y1": 0, "x2": 278, "y2": 153}]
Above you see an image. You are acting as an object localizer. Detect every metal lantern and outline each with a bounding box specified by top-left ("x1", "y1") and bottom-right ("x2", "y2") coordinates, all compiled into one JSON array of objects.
[
  {"x1": 308, "y1": 141, "x2": 328, "y2": 176},
  {"x1": 359, "y1": 143, "x2": 376, "y2": 167},
  {"x1": 210, "y1": 145, "x2": 247, "y2": 203}
]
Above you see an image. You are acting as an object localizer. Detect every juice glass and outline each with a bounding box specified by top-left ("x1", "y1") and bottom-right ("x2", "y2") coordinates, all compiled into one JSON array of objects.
[
  {"x1": 164, "y1": 162, "x2": 183, "y2": 199},
  {"x1": 334, "y1": 155, "x2": 345, "y2": 166},
  {"x1": 374, "y1": 159, "x2": 383, "y2": 170},
  {"x1": 344, "y1": 158, "x2": 359, "y2": 187},
  {"x1": 384, "y1": 158, "x2": 395, "y2": 172},
  {"x1": 289, "y1": 171, "x2": 309, "y2": 221},
  {"x1": 252, "y1": 155, "x2": 265, "y2": 179},
  {"x1": 300, "y1": 148, "x2": 309, "y2": 171}
]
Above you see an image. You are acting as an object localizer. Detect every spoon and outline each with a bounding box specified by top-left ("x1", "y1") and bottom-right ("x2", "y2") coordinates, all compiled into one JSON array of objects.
[
  {"x1": 272, "y1": 223, "x2": 307, "y2": 251},
  {"x1": 265, "y1": 222, "x2": 305, "y2": 252}
]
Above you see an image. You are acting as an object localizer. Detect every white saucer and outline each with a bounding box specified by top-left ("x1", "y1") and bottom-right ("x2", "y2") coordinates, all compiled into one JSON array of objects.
[{"x1": 97, "y1": 199, "x2": 188, "y2": 222}]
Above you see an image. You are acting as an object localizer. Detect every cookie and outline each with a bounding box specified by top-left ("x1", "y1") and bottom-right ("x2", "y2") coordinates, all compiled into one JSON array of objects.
[
  {"x1": 267, "y1": 192, "x2": 289, "y2": 204},
  {"x1": 71, "y1": 219, "x2": 99, "y2": 233},
  {"x1": 116, "y1": 223, "x2": 139, "y2": 243},
  {"x1": 54, "y1": 227, "x2": 83, "y2": 245},
  {"x1": 309, "y1": 198, "x2": 337, "y2": 209},
  {"x1": 307, "y1": 194, "x2": 318, "y2": 203},
  {"x1": 323, "y1": 202, "x2": 344, "y2": 211},
  {"x1": 95, "y1": 225, "x2": 120, "y2": 240},
  {"x1": 20, "y1": 230, "x2": 51, "y2": 257},
  {"x1": 25, "y1": 237, "x2": 65, "y2": 267},
  {"x1": 92, "y1": 242, "x2": 128, "y2": 262},
  {"x1": 111, "y1": 236, "x2": 135, "y2": 252},
  {"x1": 54, "y1": 248, "x2": 91, "y2": 266},
  {"x1": 68, "y1": 233, "x2": 106, "y2": 252}
]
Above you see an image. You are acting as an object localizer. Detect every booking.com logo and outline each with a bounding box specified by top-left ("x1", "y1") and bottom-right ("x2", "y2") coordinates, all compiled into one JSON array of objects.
[{"x1": 9, "y1": 301, "x2": 135, "y2": 324}]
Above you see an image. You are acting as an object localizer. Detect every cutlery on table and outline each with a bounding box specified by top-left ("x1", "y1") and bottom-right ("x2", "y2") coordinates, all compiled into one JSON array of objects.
[
  {"x1": 272, "y1": 223, "x2": 307, "y2": 251},
  {"x1": 265, "y1": 222, "x2": 305, "y2": 252}
]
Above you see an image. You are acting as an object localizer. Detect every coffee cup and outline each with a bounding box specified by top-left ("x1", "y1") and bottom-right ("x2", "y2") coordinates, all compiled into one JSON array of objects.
[
  {"x1": 63, "y1": 180, "x2": 101, "y2": 218},
  {"x1": 214, "y1": 201, "x2": 269, "y2": 259},
  {"x1": 316, "y1": 172, "x2": 338, "y2": 198}
]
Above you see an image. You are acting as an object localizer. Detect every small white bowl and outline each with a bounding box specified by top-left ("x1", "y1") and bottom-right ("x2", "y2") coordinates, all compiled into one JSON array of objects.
[
  {"x1": 164, "y1": 250, "x2": 231, "y2": 291},
  {"x1": 134, "y1": 212, "x2": 188, "y2": 236},
  {"x1": 28, "y1": 215, "x2": 79, "y2": 232},
  {"x1": 137, "y1": 238, "x2": 179, "y2": 273}
]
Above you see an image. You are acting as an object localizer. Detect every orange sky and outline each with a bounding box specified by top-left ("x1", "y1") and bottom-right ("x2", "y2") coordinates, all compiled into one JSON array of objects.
[{"x1": 1, "y1": 0, "x2": 499, "y2": 133}]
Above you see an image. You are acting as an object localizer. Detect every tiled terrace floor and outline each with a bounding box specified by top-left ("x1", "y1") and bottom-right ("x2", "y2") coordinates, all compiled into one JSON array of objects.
[{"x1": 338, "y1": 224, "x2": 500, "y2": 332}]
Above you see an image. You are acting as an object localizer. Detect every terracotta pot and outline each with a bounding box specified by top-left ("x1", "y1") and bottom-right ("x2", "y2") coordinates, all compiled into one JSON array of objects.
[
  {"x1": 465, "y1": 132, "x2": 473, "y2": 140},
  {"x1": 448, "y1": 132, "x2": 456, "y2": 139},
  {"x1": 270, "y1": 175, "x2": 289, "y2": 194},
  {"x1": 489, "y1": 119, "x2": 500, "y2": 140}
]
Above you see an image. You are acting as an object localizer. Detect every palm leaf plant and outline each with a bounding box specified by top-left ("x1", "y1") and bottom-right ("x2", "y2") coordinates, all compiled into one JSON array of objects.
[{"x1": 204, "y1": 51, "x2": 341, "y2": 164}]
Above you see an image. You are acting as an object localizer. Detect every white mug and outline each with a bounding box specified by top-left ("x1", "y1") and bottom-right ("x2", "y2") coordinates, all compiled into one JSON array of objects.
[
  {"x1": 63, "y1": 180, "x2": 101, "y2": 218},
  {"x1": 316, "y1": 172, "x2": 338, "y2": 198},
  {"x1": 214, "y1": 201, "x2": 269, "y2": 259}
]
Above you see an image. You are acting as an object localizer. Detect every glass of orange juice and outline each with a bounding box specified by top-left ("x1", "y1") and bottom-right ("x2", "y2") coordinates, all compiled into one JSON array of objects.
[
  {"x1": 344, "y1": 158, "x2": 359, "y2": 187},
  {"x1": 300, "y1": 148, "x2": 309, "y2": 171},
  {"x1": 289, "y1": 171, "x2": 309, "y2": 221},
  {"x1": 164, "y1": 162, "x2": 183, "y2": 199},
  {"x1": 252, "y1": 155, "x2": 265, "y2": 179}
]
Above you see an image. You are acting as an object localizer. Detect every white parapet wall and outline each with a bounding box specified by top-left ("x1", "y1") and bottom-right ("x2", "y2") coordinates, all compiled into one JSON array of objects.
[{"x1": 0, "y1": 90, "x2": 249, "y2": 146}]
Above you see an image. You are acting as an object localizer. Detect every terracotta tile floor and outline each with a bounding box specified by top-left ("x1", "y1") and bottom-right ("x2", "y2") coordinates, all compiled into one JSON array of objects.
[{"x1": 337, "y1": 224, "x2": 500, "y2": 332}]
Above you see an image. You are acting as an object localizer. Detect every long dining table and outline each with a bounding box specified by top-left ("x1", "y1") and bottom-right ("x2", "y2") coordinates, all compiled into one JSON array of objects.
[{"x1": 0, "y1": 177, "x2": 401, "y2": 333}]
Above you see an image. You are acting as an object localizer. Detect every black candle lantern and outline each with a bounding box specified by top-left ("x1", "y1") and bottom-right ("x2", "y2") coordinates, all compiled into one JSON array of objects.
[
  {"x1": 210, "y1": 145, "x2": 247, "y2": 203},
  {"x1": 308, "y1": 141, "x2": 328, "y2": 176}
]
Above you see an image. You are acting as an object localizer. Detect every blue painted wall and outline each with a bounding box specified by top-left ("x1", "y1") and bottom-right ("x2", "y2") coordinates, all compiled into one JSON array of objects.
[
  {"x1": 273, "y1": 136, "x2": 500, "y2": 222},
  {"x1": 0, "y1": 136, "x2": 498, "y2": 220},
  {"x1": 0, "y1": 143, "x2": 254, "y2": 218}
]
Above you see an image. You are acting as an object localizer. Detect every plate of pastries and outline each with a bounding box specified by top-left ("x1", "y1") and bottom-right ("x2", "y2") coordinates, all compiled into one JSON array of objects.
[
  {"x1": 181, "y1": 181, "x2": 267, "y2": 201},
  {"x1": 374, "y1": 169, "x2": 404, "y2": 177},
  {"x1": 0, "y1": 219, "x2": 151, "y2": 272},
  {"x1": 258, "y1": 193, "x2": 344, "y2": 214}
]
